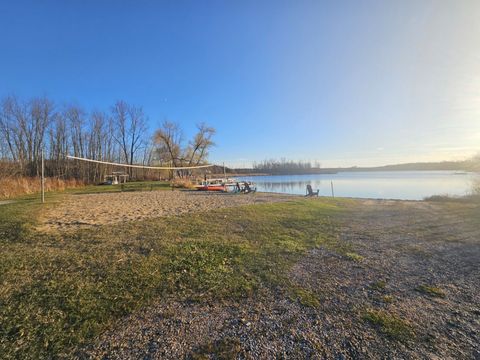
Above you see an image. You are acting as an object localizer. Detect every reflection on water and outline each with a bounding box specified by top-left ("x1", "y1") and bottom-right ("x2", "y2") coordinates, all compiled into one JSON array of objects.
[{"x1": 237, "y1": 171, "x2": 479, "y2": 200}]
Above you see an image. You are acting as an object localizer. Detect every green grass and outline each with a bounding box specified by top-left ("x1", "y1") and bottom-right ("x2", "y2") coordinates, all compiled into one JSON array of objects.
[
  {"x1": 68, "y1": 180, "x2": 171, "y2": 195},
  {"x1": 0, "y1": 195, "x2": 345, "y2": 358},
  {"x1": 345, "y1": 251, "x2": 364, "y2": 262},
  {"x1": 0, "y1": 194, "x2": 57, "y2": 243},
  {"x1": 415, "y1": 284, "x2": 446, "y2": 298},
  {"x1": 289, "y1": 287, "x2": 321, "y2": 308},
  {"x1": 370, "y1": 280, "x2": 387, "y2": 290},
  {"x1": 362, "y1": 309, "x2": 414, "y2": 342}
]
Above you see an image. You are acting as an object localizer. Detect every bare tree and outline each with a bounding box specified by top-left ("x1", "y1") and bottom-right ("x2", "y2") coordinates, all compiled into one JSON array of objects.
[
  {"x1": 127, "y1": 104, "x2": 148, "y2": 166},
  {"x1": 0, "y1": 96, "x2": 54, "y2": 176},
  {"x1": 111, "y1": 101, "x2": 129, "y2": 163},
  {"x1": 29, "y1": 97, "x2": 54, "y2": 175},
  {"x1": 65, "y1": 104, "x2": 88, "y2": 178},
  {"x1": 88, "y1": 111, "x2": 110, "y2": 182},
  {"x1": 153, "y1": 120, "x2": 183, "y2": 167},
  {"x1": 186, "y1": 123, "x2": 216, "y2": 165},
  {"x1": 111, "y1": 101, "x2": 148, "y2": 176},
  {"x1": 0, "y1": 97, "x2": 19, "y2": 163},
  {"x1": 0, "y1": 131, "x2": 7, "y2": 160},
  {"x1": 1, "y1": 96, "x2": 28, "y2": 170},
  {"x1": 0, "y1": 95, "x2": 154, "y2": 182},
  {"x1": 48, "y1": 112, "x2": 69, "y2": 177},
  {"x1": 153, "y1": 121, "x2": 215, "y2": 177}
]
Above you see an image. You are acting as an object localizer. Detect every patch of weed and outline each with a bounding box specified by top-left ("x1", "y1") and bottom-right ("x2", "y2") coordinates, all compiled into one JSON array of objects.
[
  {"x1": 363, "y1": 308, "x2": 414, "y2": 342},
  {"x1": 345, "y1": 252, "x2": 364, "y2": 262},
  {"x1": 382, "y1": 295, "x2": 394, "y2": 303},
  {"x1": 290, "y1": 287, "x2": 321, "y2": 308},
  {"x1": 370, "y1": 280, "x2": 387, "y2": 290},
  {"x1": 191, "y1": 337, "x2": 242, "y2": 359},
  {"x1": 415, "y1": 284, "x2": 446, "y2": 298}
]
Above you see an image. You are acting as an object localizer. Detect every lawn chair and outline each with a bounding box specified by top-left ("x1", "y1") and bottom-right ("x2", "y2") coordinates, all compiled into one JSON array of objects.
[
  {"x1": 306, "y1": 184, "x2": 319, "y2": 196},
  {"x1": 244, "y1": 182, "x2": 257, "y2": 194}
]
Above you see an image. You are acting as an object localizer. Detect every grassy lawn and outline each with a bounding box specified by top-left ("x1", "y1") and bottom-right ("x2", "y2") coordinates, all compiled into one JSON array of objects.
[
  {"x1": 0, "y1": 192, "x2": 343, "y2": 358},
  {"x1": 67, "y1": 180, "x2": 172, "y2": 195}
]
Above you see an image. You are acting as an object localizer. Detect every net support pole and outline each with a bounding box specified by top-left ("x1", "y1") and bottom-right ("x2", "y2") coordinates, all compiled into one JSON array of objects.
[{"x1": 41, "y1": 149, "x2": 45, "y2": 203}]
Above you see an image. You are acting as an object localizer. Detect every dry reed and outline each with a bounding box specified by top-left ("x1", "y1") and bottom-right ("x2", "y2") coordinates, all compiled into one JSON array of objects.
[
  {"x1": 172, "y1": 178, "x2": 196, "y2": 189},
  {"x1": 0, "y1": 176, "x2": 84, "y2": 200}
]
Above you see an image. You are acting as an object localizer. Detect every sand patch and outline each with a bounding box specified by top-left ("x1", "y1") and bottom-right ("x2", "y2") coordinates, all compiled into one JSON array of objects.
[{"x1": 39, "y1": 190, "x2": 297, "y2": 231}]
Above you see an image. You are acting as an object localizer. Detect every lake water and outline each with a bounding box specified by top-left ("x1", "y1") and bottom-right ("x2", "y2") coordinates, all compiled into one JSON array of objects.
[{"x1": 236, "y1": 171, "x2": 479, "y2": 200}]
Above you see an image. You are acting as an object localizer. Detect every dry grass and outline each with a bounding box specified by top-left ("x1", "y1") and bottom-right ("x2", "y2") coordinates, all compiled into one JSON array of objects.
[
  {"x1": 172, "y1": 178, "x2": 196, "y2": 189},
  {"x1": 0, "y1": 177, "x2": 84, "y2": 200},
  {"x1": 415, "y1": 284, "x2": 446, "y2": 298}
]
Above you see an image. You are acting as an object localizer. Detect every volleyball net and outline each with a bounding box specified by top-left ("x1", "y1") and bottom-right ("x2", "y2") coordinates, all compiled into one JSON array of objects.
[{"x1": 66, "y1": 155, "x2": 215, "y2": 170}]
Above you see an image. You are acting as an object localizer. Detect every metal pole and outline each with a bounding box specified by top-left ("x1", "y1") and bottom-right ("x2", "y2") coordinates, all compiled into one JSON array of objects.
[
  {"x1": 41, "y1": 149, "x2": 45, "y2": 203},
  {"x1": 171, "y1": 160, "x2": 174, "y2": 191},
  {"x1": 223, "y1": 162, "x2": 226, "y2": 181},
  {"x1": 331, "y1": 180, "x2": 335, "y2": 198}
]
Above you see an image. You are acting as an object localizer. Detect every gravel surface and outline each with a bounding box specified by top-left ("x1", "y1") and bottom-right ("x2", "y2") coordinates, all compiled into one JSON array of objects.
[
  {"x1": 39, "y1": 190, "x2": 296, "y2": 231},
  {"x1": 80, "y1": 199, "x2": 479, "y2": 359}
]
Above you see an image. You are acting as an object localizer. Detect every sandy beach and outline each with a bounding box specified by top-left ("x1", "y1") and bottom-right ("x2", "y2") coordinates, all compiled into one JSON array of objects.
[{"x1": 39, "y1": 190, "x2": 297, "y2": 231}]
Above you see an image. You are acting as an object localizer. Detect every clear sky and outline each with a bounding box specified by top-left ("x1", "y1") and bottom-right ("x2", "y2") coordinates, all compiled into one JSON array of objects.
[{"x1": 1, "y1": 0, "x2": 479, "y2": 167}]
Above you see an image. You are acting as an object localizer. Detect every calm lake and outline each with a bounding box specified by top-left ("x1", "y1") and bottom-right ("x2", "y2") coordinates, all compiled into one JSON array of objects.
[{"x1": 237, "y1": 171, "x2": 479, "y2": 200}]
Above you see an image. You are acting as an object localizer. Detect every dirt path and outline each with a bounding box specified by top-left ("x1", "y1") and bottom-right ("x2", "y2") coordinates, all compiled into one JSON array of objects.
[{"x1": 82, "y1": 199, "x2": 480, "y2": 359}]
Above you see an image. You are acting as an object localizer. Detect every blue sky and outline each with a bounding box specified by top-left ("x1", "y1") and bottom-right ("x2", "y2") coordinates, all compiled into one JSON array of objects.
[{"x1": 1, "y1": 0, "x2": 479, "y2": 167}]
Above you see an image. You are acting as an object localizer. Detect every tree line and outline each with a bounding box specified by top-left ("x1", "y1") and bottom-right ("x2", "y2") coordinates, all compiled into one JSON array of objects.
[
  {"x1": 0, "y1": 95, "x2": 216, "y2": 182},
  {"x1": 252, "y1": 158, "x2": 322, "y2": 175}
]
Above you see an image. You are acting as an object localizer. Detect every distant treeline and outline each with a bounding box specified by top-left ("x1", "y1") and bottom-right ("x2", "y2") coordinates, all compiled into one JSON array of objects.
[
  {"x1": 323, "y1": 159, "x2": 480, "y2": 173},
  {"x1": 0, "y1": 95, "x2": 216, "y2": 183},
  {"x1": 234, "y1": 158, "x2": 480, "y2": 175},
  {"x1": 249, "y1": 159, "x2": 326, "y2": 175}
]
